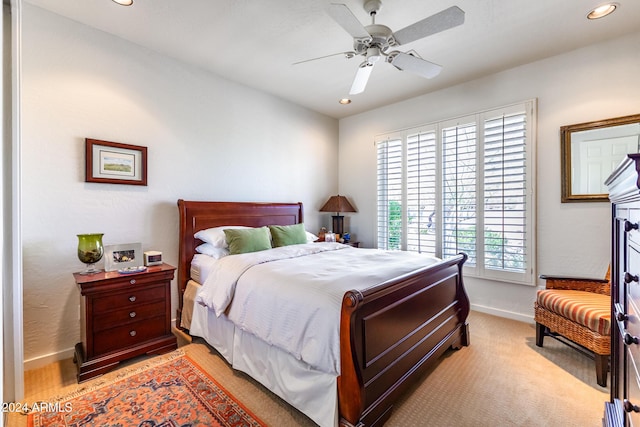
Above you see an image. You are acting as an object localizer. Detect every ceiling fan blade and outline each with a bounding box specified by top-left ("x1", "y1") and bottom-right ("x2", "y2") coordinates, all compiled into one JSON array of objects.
[
  {"x1": 349, "y1": 63, "x2": 374, "y2": 94},
  {"x1": 389, "y1": 51, "x2": 442, "y2": 79},
  {"x1": 292, "y1": 51, "x2": 356, "y2": 66},
  {"x1": 327, "y1": 3, "x2": 372, "y2": 42},
  {"x1": 393, "y1": 6, "x2": 465, "y2": 45}
]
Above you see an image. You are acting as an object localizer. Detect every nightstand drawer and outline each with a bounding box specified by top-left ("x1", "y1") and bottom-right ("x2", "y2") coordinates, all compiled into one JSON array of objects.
[
  {"x1": 94, "y1": 301, "x2": 166, "y2": 332},
  {"x1": 93, "y1": 316, "x2": 166, "y2": 355},
  {"x1": 93, "y1": 285, "x2": 165, "y2": 314}
]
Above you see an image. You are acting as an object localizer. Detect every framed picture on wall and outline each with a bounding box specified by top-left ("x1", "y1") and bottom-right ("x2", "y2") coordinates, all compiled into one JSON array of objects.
[
  {"x1": 85, "y1": 138, "x2": 147, "y2": 186},
  {"x1": 104, "y1": 243, "x2": 143, "y2": 272}
]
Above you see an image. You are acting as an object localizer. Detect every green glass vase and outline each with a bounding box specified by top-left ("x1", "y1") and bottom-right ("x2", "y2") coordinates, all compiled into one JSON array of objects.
[{"x1": 77, "y1": 233, "x2": 104, "y2": 274}]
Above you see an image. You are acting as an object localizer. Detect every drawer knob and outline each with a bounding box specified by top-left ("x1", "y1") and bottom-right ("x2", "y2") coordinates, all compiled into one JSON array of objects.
[
  {"x1": 129, "y1": 296, "x2": 137, "y2": 302},
  {"x1": 624, "y1": 333, "x2": 639, "y2": 346},
  {"x1": 130, "y1": 279, "x2": 136, "y2": 285},
  {"x1": 625, "y1": 220, "x2": 639, "y2": 233},
  {"x1": 129, "y1": 330, "x2": 137, "y2": 337},
  {"x1": 624, "y1": 399, "x2": 640, "y2": 413},
  {"x1": 129, "y1": 311, "x2": 136, "y2": 318},
  {"x1": 625, "y1": 272, "x2": 639, "y2": 284}
]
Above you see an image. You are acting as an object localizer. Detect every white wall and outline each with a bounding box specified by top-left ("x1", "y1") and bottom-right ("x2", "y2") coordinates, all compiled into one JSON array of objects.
[
  {"x1": 21, "y1": 4, "x2": 338, "y2": 367},
  {"x1": 338, "y1": 31, "x2": 640, "y2": 322}
]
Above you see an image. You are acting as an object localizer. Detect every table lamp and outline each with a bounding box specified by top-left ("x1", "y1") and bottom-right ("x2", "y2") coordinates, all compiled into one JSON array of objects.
[{"x1": 319, "y1": 195, "x2": 356, "y2": 237}]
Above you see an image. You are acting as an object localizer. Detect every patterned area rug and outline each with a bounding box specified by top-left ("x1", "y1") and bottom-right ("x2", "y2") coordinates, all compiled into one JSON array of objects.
[{"x1": 27, "y1": 354, "x2": 265, "y2": 427}]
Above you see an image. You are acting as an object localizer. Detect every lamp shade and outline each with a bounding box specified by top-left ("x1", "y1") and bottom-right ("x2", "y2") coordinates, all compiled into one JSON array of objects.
[{"x1": 319, "y1": 195, "x2": 356, "y2": 214}]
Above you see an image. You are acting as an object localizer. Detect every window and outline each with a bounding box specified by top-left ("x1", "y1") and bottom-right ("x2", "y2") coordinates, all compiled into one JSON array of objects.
[{"x1": 376, "y1": 101, "x2": 536, "y2": 285}]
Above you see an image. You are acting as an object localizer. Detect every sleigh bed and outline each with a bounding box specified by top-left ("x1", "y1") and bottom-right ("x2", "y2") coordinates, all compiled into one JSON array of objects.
[{"x1": 176, "y1": 199, "x2": 470, "y2": 427}]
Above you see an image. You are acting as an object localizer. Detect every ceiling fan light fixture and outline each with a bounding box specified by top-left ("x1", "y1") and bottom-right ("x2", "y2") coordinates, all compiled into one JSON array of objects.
[
  {"x1": 366, "y1": 47, "x2": 382, "y2": 64},
  {"x1": 112, "y1": 0, "x2": 134, "y2": 6},
  {"x1": 339, "y1": 98, "x2": 352, "y2": 105},
  {"x1": 587, "y1": 3, "x2": 618, "y2": 19}
]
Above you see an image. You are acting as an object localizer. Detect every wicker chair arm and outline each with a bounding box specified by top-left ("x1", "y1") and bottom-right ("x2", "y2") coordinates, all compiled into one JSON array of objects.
[
  {"x1": 539, "y1": 275, "x2": 608, "y2": 283},
  {"x1": 539, "y1": 275, "x2": 610, "y2": 295}
]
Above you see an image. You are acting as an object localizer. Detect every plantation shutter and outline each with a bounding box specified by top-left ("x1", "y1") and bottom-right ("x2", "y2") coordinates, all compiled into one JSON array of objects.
[
  {"x1": 406, "y1": 130, "x2": 437, "y2": 255},
  {"x1": 483, "y1": 111, "x2": 527, "y2": 273},
  {"x1": 377, "y1": 137, "x2": 403, "y2": 250},
  {"x1": 374, "y1": 100, "x2": 535, "y2": 285},
  {"x1": 442, "y1": 120, "x2": 477, "y2": 266}
]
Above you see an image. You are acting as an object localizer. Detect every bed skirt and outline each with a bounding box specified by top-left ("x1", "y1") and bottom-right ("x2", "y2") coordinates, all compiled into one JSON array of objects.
[{"x1": 184, "y1": 280, "x2": 339, "y2": 427}]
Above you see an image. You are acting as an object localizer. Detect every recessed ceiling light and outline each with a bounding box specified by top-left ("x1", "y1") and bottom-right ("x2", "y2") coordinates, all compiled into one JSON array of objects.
[
  {"x1": 339, "y1": 98, "x2": 352, "y2": 105},
  {"x1": 112, "y1": 0, "x2": 133, "y2": 6},
  {"x1": 587, "y1": 3, "x2": 618, "y2": 19}
]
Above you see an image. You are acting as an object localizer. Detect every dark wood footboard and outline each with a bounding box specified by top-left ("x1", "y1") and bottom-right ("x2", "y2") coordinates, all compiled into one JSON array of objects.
[{"x1": 338, "y1": 253, "x2": 469, "y2": 427}]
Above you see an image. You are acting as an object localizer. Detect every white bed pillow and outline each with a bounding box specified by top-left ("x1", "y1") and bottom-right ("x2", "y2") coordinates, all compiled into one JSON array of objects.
[
  {"x1": 194, "y1": 226, "x2": 250, "y2": 248},
  {"x1": 195, "y1": 243, "x2": 230, "y2": 259},
  {"x1": 306, "y1": 231, "x2": 319, "y2": 242}
]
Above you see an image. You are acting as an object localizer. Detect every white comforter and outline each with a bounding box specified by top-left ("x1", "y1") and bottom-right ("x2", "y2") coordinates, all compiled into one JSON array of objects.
[{"x1": 195, "y1": 242, "x2": 439, "y2": 375}]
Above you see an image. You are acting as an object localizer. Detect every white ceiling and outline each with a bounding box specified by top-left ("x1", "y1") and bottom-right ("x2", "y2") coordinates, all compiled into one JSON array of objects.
[{"x1": 23, "y1": 0, "x2": 640, "y2": 119}]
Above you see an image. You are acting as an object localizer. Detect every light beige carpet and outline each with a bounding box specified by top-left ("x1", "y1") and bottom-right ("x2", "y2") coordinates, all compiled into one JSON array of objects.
[{"x1": 8, "y1": 311, "x2": 608, "y2": 427}]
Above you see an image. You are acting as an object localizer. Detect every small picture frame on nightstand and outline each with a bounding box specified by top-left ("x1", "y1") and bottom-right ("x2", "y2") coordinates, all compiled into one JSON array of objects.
[{"x1": 104, "y1": 242, "x2": 143, "y2": 271}]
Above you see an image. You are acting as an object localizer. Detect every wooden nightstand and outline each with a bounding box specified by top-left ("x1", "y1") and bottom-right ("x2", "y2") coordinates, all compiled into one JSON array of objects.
[{"x1": 73, "y1": 263, "x2": 177, "y2": 382}]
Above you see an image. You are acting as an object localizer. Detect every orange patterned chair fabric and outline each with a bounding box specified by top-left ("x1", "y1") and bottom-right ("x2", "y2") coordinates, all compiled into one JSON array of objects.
[{"x1": 536, "y1": 290, "x2": 610, "y2": 336}]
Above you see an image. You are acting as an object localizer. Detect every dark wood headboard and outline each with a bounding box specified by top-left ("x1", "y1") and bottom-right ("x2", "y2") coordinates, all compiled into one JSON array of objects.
[{"x1": 176, "y1": 200, "x2": 303, "y2": 322}]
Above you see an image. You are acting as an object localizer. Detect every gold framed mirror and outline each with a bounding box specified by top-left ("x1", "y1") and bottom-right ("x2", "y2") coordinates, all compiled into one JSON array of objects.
[{"x1": 561, "y1": 113, "x2": 640, "y2": 202}]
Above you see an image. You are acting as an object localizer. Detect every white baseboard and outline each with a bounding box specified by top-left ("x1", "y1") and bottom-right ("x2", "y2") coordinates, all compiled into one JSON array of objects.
[
  {"x1": 23, "y1": 347, "x2": 75, "y2": 371},
  {"x1": 471, "y1": 303, "x2": 534, "y2": 324}
]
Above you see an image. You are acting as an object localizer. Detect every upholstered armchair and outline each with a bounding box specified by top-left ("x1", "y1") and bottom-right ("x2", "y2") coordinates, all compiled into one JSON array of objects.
[{"x1": 534, "y1": 267, "x2": 611, "y2": 387}]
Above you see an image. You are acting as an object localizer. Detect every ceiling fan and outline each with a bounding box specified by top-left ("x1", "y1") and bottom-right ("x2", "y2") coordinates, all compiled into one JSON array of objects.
[{"x1": 299, "y1": 0, "x2": 465, "y2": 95}]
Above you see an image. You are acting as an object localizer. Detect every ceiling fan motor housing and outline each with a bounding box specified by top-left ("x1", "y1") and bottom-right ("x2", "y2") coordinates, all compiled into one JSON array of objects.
[{"x1": 353, "y1": 24, "x2": 396, "y2": 55}]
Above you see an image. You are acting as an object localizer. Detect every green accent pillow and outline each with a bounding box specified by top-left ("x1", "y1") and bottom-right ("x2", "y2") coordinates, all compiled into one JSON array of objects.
[
  {"x1": 269, "y1": 223, "x2": 308, "y2": 247},
  {"x1": 224, "y1": 227, "x2": 272, "y2": 255}
]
